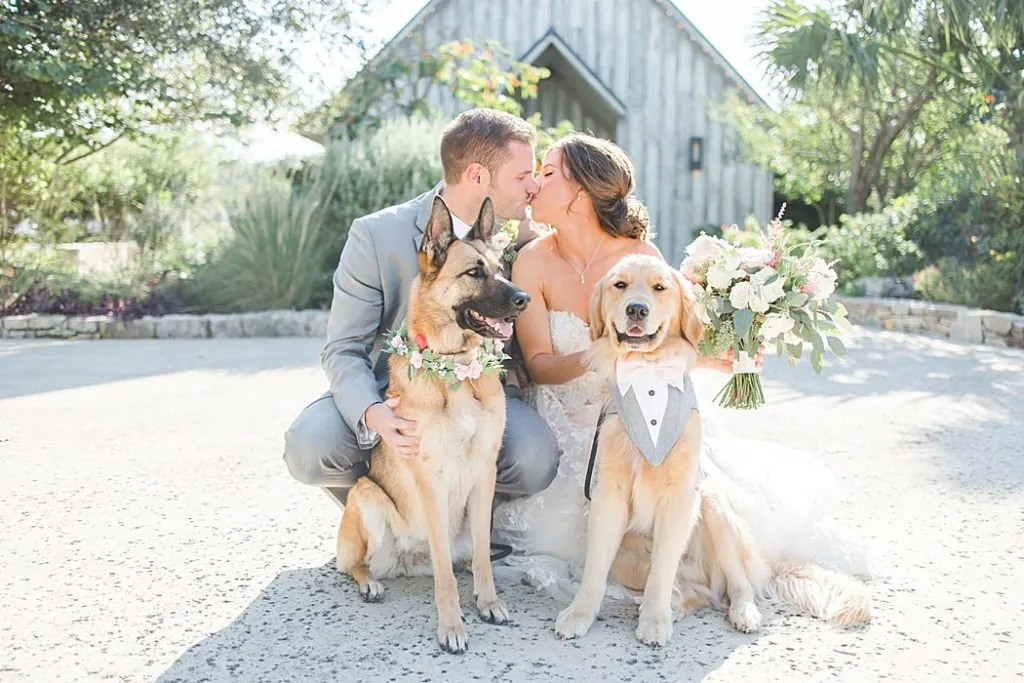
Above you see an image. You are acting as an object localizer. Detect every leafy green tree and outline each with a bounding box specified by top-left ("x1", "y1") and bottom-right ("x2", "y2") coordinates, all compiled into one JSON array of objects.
[
  {"x1": 761, "y1": 0, "x2": 1024, "y2": 168},
  {"x1": 0, "y1": 0, "x2": 370, "y2": 156}
]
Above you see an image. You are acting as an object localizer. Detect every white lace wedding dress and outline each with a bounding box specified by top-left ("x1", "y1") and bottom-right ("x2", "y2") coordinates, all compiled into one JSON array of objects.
[{"x1": 492, "y1": 310, "x2": 877, "y2": 603}]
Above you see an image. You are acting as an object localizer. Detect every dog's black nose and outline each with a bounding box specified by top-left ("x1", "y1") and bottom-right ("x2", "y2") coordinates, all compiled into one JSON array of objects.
[
  {"x1": 626, "y1": 302, "x2": 648, "y2": 319},
  {"x1": 511, "y1": 292, "x2": 530, "y2": 310}
]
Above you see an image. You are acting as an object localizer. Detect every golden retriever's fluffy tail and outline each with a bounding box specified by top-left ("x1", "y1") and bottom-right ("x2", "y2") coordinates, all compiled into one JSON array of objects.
[{"x1": 767, "y1": 561, "x2": 871, "y2": 628}]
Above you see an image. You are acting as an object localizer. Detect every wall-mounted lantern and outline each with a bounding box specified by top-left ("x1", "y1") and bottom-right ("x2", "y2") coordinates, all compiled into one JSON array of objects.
[{"x1": 689, "y1": 136, "x2": 704, "y2": 172}]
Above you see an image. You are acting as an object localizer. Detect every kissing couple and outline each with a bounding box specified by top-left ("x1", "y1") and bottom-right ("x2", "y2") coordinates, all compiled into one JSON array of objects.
[{"x1": 283, "y1": 108, "x2": 875, "y2": 646}]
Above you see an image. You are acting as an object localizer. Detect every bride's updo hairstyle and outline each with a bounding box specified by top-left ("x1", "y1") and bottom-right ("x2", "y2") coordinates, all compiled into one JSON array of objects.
[{"x1": 552, "y1": 133, "x2": 650, "y2": 241}]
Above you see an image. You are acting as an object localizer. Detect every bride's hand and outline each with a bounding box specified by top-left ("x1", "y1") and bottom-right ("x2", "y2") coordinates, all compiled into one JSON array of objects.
[{"x1": 698, "y1": 346, "x2": 766, "y2": 374}]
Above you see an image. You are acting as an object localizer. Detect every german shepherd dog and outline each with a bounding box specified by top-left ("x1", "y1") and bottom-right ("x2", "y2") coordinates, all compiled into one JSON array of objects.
[{"x1": 335, "y1": 197, "x2": 529, "y2": 653}]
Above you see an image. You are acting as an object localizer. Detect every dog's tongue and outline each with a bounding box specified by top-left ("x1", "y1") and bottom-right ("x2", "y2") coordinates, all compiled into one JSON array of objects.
[
  {"x1": 627, "y1": 325, "x2": 647, "y2": 338},
  {"x1": 485, "y1": 316, "x2": 514, "y2": 340}
]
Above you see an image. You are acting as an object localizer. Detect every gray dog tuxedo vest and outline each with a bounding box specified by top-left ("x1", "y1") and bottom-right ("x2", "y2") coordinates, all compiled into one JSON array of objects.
[{"x1": 605, "y1": 359, "x2": 700, "y2": 466}]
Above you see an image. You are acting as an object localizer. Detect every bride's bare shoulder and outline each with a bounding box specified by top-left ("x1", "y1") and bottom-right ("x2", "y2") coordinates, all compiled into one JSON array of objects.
[
  {"x1": 513, "y1": 233, "x2": 558, "y2": 275},
  {"x1": 518, "y1": 232, "x2": 557, "y2": 258},
  {"x1": 630, "y1": 239, "x2": 663, "y2": 260}
]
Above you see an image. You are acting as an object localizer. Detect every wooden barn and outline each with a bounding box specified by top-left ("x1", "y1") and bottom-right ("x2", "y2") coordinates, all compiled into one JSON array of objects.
[{"x1": 360, "y1": 0, "x2": 774, "y2": 263}]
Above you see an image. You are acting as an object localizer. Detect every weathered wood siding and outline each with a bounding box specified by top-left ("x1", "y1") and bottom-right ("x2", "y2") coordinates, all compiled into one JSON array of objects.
[{"x1": 377, "y1": 0, "x2": 774, "y2": 264}]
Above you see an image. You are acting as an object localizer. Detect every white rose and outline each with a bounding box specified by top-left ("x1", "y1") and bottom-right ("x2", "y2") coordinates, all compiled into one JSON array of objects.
[
  {"x1": 749, "y1": 292, "x2": 771, "y2": 314},
  {"x1": 707, "y1": 258, "x2": 745, "y2": 290},
  {"x1": 803, "y1": 258, "x2": 838, "y2": 302},
  {"x1": 759, "y1": 313, "x2": 795, "y2": 341},
  {"x1": 762, "y1": 277, "x2": 787, "y2": 303},
  {"x1": 695, "y1": 300, "x2": 713, "y2": 325},
  {"x1": 491, "y1": 232, "x2": 512, "y2": 250},
  {"x1": 729, "y1": 281, "x2": 755, "y2": 310},
  {"x1": 750, "y1": 266, "x2": 777, "y2": 284}
]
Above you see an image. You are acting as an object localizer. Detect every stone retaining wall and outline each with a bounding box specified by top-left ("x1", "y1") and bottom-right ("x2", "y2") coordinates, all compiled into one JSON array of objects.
[
  {"x1": 0, "y1": 310, "x2": 329, "y2": 340},
  {"x1": 836, "y1": 296, "x2": 1024, "y2": 348},
  {"x1": 2, "y1": 299, "x2": 1022, "y2": 349}
]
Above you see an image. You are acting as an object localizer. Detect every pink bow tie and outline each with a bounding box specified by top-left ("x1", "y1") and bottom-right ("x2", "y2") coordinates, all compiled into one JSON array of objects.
[{"x1": 615, "y1": 357, "x2": 690, "y2": 393}]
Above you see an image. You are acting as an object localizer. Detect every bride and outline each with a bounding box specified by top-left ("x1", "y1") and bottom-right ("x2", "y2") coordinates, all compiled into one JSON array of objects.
[{"x1": 492, "y1": 133, "x2": 875, "y2": 605}]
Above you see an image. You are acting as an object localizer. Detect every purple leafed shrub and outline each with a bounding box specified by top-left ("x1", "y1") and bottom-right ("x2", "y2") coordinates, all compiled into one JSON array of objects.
[{"x1": 3, "y1": 284, "x2": 188, "y2": 320}]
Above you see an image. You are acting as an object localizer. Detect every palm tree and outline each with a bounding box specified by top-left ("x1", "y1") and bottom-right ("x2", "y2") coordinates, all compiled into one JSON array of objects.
[{"x1": 761, "y1": 0, "x2": 1024, "y2": 170}]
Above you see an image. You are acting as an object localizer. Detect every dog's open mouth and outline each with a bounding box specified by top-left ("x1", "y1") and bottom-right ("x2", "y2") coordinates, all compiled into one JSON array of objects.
[
  {"x1": 615, "y1": 324, "x2": 662, "y2": 344},
  {"x1": 465, "y1": 308, "x2": 515, "y2": 340}
]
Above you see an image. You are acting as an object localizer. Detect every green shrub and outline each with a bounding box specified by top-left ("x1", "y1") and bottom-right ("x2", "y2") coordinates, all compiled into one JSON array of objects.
[
  {"x1": 311, "y1": 116, "x2": 444, "y2": 299},
  {"x1": 906, "y1": 164, "x2": 1023, "y2": 313},
  {"x1": 913, "y1": 258, "x2": 1022, "y2": 313},
  {"x1": 190, "y1": 117, "x2": 444, "y2": 312},
  {"x1": 817, "y1": 198, "x2": 924, "y2": 292},
  {"x1": 186, "y1": 169, "x2": 334, "y2": 312}
]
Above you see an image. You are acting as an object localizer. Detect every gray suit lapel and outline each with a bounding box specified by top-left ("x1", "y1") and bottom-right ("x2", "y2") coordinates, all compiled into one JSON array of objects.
[{"x1": 610, "y1": 386, "x2": 657, "y2": 460}]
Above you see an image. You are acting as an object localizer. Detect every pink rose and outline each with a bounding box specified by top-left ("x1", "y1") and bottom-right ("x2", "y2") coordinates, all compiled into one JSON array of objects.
[
  {"x1": 455, "y1": 361, "x2": 486, "y2": 381},
  {"x1": 685, "y1": 234, "x2": 723, "y2": 263},
  {"x1": 409, "y1": 351, "x2": 423, "y2": 369},
  {"x1": 680, "y1": 257, "x2": 703, "y2": 284},
  {"x1": 738, "y1": 247, "x2": 769, "y2": 268}
]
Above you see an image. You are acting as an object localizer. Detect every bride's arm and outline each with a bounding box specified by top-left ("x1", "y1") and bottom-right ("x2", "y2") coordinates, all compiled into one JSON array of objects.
[{"x1": 511, "y1": 246, "x2": 587, "y2": 385}]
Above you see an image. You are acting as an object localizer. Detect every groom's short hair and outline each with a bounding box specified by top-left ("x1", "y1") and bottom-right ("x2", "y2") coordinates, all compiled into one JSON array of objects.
[{"x1": 440, "y1": 108, "x2": 536, "y2": 184}]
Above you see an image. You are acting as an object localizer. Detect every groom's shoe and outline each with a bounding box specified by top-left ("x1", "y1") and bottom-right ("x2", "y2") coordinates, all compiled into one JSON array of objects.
[{"x1": 323, "y1": 486, "x2": 349, "y2": 510}]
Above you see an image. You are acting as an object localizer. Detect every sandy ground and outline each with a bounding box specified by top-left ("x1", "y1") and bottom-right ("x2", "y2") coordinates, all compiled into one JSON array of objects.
[{"x1": 1, "y1": 328, "x2": 1022, "y2": 683}]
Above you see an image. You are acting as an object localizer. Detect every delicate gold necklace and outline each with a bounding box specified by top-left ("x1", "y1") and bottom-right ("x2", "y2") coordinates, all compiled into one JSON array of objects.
[{"x1": 556, "y1": 233, "x2": 607, "y2": 284}]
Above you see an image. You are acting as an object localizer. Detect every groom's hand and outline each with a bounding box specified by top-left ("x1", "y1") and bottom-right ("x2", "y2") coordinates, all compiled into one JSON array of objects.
[{"x1": 365, "y1": 396, "x2": 419, "y2": 457}]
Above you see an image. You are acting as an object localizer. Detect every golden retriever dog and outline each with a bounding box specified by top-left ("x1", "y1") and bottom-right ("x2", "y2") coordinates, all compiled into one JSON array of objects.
[
  {"x1": 335, "y1": 197, "x2": 529, "y2": 653},
  {"x1": 565, "y1": 255, "x2": 870, "y2": 643},
  {"x1": 555, "y1": 254, "x2": 706, "y2": 646}
]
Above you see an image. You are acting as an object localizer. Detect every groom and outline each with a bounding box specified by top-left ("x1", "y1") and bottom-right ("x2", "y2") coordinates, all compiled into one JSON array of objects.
[{"x1": 283, "y1": 108, "x2": 560, "y2": 506}]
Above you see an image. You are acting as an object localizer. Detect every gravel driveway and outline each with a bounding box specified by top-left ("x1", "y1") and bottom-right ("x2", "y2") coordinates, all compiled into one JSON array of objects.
[{"x1": 1, "y1": 328, "x2": 1021, "y2": 682}]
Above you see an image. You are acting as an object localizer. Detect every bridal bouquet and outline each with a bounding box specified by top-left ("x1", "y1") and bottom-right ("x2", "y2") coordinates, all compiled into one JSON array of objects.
[{"x1": 680, "y1": 211, "x2": 852, "y2": 409}]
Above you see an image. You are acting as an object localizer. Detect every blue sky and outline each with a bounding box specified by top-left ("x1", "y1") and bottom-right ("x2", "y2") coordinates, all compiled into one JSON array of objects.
[{"x1": 293, "y1": 0, "x2": 780, "y2": 110}]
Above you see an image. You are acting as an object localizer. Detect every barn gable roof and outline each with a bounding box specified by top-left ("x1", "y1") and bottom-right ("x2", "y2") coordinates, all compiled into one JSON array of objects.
[
  {"x1": 356, "y1": 0, "x2": 768, "y2": 109},
  {"x1": 521, "y1": 28, "x2": 627, "y2": 123}
]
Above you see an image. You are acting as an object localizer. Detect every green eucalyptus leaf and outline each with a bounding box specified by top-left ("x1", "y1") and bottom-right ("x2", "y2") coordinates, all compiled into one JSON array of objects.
[
  {"x1": 827, "y1": 335, "x2": 847, "y2": 357},
  {"x1": 734, "y1": 308, "x2": 754, "y2": 338}
]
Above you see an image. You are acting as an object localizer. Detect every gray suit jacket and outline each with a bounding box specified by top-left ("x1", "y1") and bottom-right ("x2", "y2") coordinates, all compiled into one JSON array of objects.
[{"x1": 322, "y1": 185, "x2": 440, "y2": 436}]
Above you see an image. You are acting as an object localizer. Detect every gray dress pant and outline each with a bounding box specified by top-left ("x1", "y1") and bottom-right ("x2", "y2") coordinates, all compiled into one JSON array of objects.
[{"x1": 283, "y1": 387, "x2": 560, "y2": 499}]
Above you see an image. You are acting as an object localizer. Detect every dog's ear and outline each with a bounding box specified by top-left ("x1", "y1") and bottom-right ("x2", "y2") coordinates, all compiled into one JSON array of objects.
[
  {"x1": 466, "y1": 197, "x2": 497, "y2": 244},
  {"x1": 588, "y1": 276, "x2": 607, "y2": 342},
  {"x1": 673, "y1": 269, "x2": 704, "y2": 348},
  {"x1": 420, "y1": 196, "x2": 455, "y2": 271}
]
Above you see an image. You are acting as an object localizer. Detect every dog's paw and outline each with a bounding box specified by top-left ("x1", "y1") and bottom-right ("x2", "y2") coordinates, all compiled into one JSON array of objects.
[
  {"x1": 727, "y1": 601, "x2": 761, "y2": 633},
  {"x1": 438, "y1": 620, "x2": 469, "y2": 654},
  {"x1": 554, "y1": 607, "x2": 595, "y2": 640},
  {"x1": 359, "y1": 580, "x2": 384, "y2": 603},
  {"x1": 636, "y1": 612, "x2": 673, "y2": 647},
  {"x1": 477, "y1": 598, "x2": 509, "y2": 625}
]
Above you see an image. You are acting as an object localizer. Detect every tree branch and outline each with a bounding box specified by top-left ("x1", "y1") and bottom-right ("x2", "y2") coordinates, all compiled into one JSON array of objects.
[{"x1": 58, "y1": 131, "x2": 129, "y2": 166}]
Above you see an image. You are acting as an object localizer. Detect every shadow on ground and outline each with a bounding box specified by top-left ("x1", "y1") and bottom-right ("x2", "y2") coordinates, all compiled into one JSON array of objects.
[
  {"x1": 0, "y1": 338, "x2": 322, "y2": 400},
  {"x1": 156, "y1": 561, "x2": 768, "y2": 683},
  {"x1": 758, "y1": 328, "x2": 1024, "y2": 494}
]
